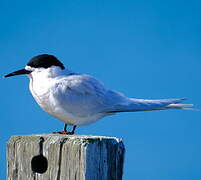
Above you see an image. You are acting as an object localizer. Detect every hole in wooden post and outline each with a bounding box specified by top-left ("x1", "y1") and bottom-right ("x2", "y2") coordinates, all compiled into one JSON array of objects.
[{"x1": 31, "y1": 155, "x2": 48, "y2": 174}]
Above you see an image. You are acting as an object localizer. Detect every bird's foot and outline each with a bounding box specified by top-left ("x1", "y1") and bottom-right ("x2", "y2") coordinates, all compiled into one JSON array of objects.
[{"x1": 52, "y1": 131, "x2": 74, "y2": 135}]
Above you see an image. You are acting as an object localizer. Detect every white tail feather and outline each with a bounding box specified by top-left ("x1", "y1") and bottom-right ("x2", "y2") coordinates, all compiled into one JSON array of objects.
[
  {"x1": 165, "y1": 104, "x2": 201, "y2": 111},
  {"x1": 166, "y1": 104, "x2": 193, "y2": 108},
  {"x1": 180, "y1": 107, "x2": 201, "y2": 112}
]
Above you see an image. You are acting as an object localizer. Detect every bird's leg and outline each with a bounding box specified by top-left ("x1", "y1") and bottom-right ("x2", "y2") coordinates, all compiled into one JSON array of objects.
[
  {"x1": 71, "y1": 125, "x2": 77, "y2": 134},
  {"x1": 52, "y1": 123, "x2": 68, "y2": 134},
  {"x1": 63, "y1": 123, "x2": 67, "y2": 132},
  {"x1": 52, "y1": 124, "x2": 77, "y2": 135}
]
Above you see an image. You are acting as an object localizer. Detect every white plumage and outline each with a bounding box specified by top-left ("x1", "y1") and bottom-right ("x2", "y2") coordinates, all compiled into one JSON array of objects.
[{"x1": 26, "y1": 65, "x2": 192, "y2": 126}]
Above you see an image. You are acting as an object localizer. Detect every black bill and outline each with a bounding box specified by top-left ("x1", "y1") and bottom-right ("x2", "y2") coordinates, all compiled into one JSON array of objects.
[{"x1": 4, "y1": 69, "x2": 31, "y2": 78}]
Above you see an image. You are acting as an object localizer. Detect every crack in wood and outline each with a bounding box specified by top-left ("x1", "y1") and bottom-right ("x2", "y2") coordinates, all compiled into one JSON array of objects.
[{"x1": 56, "y1": 138, "x2": 67, "y2": 180}]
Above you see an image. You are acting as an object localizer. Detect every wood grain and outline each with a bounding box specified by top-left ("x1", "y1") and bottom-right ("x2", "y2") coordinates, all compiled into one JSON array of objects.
[{"x1": 7, "y1": 134, "x2": 125, "y2": 180}]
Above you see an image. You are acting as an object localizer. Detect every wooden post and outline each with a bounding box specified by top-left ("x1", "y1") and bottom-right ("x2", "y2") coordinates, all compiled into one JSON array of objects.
[{"x1": 7, "y1": 134, "x2": 125, "y2": 180}]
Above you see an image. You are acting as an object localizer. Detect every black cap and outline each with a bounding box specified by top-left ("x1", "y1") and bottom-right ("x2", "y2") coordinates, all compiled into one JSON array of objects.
[{"x1": 27, "y1": 54, "x2": 65, "y2": 70}]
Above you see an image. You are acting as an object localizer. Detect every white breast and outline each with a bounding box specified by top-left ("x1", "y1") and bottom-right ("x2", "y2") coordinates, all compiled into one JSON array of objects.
[
  {"x1": 27, "y1": 67, "x2": 106, "y2": 126},
  {"x1": 29, "y1": 72, "x2": 54, "y2": 115}
]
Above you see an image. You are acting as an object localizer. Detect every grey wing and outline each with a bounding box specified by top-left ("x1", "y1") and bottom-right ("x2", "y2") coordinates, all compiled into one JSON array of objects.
[
  {"x1": 52, "y1": 74, "x2": 130, "y2": 117},
  {"x1": 52, "y1": 74, "x2": 190, "y2": 116}
]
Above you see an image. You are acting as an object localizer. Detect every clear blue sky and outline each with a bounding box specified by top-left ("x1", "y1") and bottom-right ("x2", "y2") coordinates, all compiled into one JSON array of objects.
[{"x1": 1, "y1": 0, "x2": 201, "y2": 179}]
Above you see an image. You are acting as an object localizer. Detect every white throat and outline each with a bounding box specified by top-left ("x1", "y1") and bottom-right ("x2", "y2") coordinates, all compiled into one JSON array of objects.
[{"x1": 26, "y1": 66, "x2": 72, "y2": 106}]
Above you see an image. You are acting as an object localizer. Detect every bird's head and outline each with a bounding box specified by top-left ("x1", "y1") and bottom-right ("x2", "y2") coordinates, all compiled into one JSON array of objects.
[{"x1": 4, "y1": 54, "x2": 65, "y2": 78}]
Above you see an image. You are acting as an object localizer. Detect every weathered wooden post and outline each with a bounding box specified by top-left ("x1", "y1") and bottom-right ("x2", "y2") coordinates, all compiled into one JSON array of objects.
[{"x1": 7, "y1": 134, "x2": 125, "y2": 180}]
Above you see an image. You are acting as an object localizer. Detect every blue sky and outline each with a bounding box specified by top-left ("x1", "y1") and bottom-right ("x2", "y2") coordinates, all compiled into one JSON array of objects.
[{"x1": 1, "y1": 0, "x2": 201, "y2": 179}]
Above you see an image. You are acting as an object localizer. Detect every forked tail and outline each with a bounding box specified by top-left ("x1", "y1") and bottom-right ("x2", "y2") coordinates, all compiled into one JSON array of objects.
[{"x1": 108, "y1": 98, "x2": 199, "y2": 113}]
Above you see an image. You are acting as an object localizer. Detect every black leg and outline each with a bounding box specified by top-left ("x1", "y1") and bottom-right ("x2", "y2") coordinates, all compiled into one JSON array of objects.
[
  {"x1": 64, "y1": 124, "x2": 67, "y2": 132},
  {"x1": 71, "y1": 125, "x2": 77, "y2": 134},
  {"x1": 53, "y1": 124, "x2": 77, "y2": 135}
]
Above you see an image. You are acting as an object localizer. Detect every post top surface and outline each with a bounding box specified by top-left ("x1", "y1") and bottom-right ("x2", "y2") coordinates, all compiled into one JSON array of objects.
[{"x1": 8, "y1": 134, "x2": 123, "y2": 144}]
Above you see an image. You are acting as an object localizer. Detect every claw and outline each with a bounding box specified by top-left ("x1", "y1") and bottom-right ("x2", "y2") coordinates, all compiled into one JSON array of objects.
[{"x1": 52, "y1": 131, "x2": 74, "y2": 135}]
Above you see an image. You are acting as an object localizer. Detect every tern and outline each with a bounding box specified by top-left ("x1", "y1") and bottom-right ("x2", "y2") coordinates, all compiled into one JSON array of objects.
[{"x1": 4, "y1": 54, "x2": 195, "y2": 134}]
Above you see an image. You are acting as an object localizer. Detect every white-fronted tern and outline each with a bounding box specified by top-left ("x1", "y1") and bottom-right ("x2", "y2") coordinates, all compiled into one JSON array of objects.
[{"x1": 4, "y1": 54, "x2": 194, "y2": 134}]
